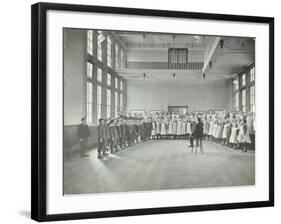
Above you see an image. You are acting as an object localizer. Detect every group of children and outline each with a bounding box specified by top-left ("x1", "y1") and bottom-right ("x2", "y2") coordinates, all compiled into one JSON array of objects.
[
  {"x1": 149, "y1": 111, "x2": 255, "y2": 152},
  {"x1": 94, "y1": 110, "x2": 254, "y2": 159},
  {"x1": 97, "y1": 116, "x2": 153, "y2": 159}
]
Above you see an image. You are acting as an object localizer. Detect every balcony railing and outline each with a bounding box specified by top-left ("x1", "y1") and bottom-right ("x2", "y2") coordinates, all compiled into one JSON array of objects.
[{"x1": 126, "y1": 61, "x2": 204, "y2": 70}]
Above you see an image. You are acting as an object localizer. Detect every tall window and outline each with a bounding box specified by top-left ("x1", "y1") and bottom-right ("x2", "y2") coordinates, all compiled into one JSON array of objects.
[
  {"x1": 97, "y1": 67, "x2": 102, "y2": 82},
  {"x1": 115, "y1": 44, "x2": 119, "y2": 68},
  {"x1": 86, "y1": 61, "x2": 93, "y2": 79},
  {"x1": 115, "y1": 77, "x2": 118, "y2": 89},
  {"x1": 87, "y1": 30, "x2": 93, "y2": 55},
  {"x1": 107, "y1": 36, "x2": 112, "y2": 67},
  {"x1": 107, "y1": 73, "x2": 111, "y2": 86},
  {"x1": 120, "y1": 49, "x2": 124, "y2": 68},
  {"x1": 250, "y1": 85, "x2": 255, "y2": 112},
  {"x1": 115, "y1": 91, "x2": 118, "y2": 117},
  {"x1": 107, "y1": 89, "x2": 111, "y2": 118},
  {"x1": 97, "y1": 85, "x2": 102, "y2": 123},
  {"x1": 232, "y1": 65, "x2": 255, "y2": 113},
  {"x1": 241, "y1": 89, "x2": 246, "y2": 112},
  {"x1": 120, "y1": 93, "x2": 123, "y2": 112},
  {"x1": 120, "y1": 80, "x2": 123, "y2": 91},
  {"x1": 233, "y1": 78, "x2": 239, "y2": 91},
  {"x1": 241, "y1": 73, "x2": 246, "y2": 87},
  {"x1": 250, "y1": 67, "x2": 255, "y2": 82},
  {"x1": 234, "y1": 92, "x2": 239, "y2": 111},
  {"x1": 86, "y1": 82, "x2": 93, "y2": 123},
  {"x1": 97, "y1": 31, "x2": 105, "y2": 61}
]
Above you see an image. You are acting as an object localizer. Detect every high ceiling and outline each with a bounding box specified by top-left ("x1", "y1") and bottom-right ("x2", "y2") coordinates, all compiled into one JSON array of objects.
[
  {"x1": 113, "y1": 31, "x2": 255, "y2": 82},
  {"x1": 113, "y1": 31, "x2": 205, "y2": 49}
]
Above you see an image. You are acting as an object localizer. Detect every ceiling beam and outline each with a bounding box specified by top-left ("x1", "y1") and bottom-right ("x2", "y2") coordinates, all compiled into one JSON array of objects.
[{"x1": 202, "y1": 37, "x2": 221, "y2": 74}]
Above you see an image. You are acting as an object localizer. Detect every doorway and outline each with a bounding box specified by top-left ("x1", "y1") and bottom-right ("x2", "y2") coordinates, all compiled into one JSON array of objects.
[{"x1": 167, "y1": 106, "x2": 188, "y2": 114}]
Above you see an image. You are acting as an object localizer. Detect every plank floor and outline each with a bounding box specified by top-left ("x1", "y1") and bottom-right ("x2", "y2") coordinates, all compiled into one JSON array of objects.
[{"x1": 64, "y1": 140, "x2": 255, "y2": 195}]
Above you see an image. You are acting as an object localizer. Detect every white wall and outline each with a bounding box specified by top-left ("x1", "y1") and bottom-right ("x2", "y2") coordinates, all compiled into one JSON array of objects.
[
  {"x1": 127, "y1": 79, "x2": 232, "y2": 112},
  {"x1": 1, "y1": 1, "x2": 280, "y2": 224},
  {"x1": 64, "y1": 29, "x2": 86, "y2": 125}
]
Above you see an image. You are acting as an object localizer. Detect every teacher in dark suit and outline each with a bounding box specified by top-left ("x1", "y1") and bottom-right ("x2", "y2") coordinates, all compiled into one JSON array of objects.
[{"x1": 194, "y1": 117, "x2": 204, "y2": 154}]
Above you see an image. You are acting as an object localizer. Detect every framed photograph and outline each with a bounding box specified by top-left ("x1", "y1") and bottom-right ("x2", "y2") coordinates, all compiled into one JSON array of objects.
[{"x1": 31, "y1": 2, "x2": 274, "y2": 222}]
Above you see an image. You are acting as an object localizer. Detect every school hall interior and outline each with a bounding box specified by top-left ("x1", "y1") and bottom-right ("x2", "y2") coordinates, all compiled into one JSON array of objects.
[{"x1": 63, "y1": 28, "x2": 255, "y2": 194}]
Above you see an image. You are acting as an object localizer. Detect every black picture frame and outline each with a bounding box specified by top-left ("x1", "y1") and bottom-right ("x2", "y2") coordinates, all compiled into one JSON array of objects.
[{"x1": 31, "y1": 2, "x2": 274, "y2": 222}]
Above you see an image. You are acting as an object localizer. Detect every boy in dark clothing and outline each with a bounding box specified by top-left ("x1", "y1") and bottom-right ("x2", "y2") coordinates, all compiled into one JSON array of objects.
[
  {"x1": 97, "y1": 118, "x2": 107, "y2": 159},
  {"x1": 77, "y1": 117, "x2": 90, "y2": 158}
]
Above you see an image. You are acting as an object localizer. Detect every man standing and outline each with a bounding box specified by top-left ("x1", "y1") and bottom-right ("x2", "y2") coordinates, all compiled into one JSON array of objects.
[
  {"x1": 77, "y1": 117, "x2": 90, "y2": 158},
  {"x1": 189, "y1": 116, "x2": 197, "y2": 152},
  {"x1": 194, "y1": 117, "x2": 204, "y2": 154}
]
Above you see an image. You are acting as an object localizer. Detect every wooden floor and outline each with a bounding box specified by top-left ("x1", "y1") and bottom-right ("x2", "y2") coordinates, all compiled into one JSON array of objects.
[{"x1": 64, "y1": 140, "x2": 255, "y2": 195}]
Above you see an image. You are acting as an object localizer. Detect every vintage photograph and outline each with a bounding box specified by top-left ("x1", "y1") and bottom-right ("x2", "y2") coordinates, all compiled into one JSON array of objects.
[{"x1": 63, "y1": 28, "x2": 255, "y2": 195}]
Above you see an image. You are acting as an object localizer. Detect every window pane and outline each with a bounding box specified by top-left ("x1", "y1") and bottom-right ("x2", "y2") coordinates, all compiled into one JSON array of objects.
[
  {"x1": 233, "y1": 78, "x2": 239, "y2": 90},
  {"x1": 233, "y1": 92, "x2": 239, "y2": 111},
  {"x1": 120, "y1": 50, "x2": 124, "y2": 68},
  {"x1": 242, "y1": 89, "x2": 246, "y2": 112},
  {"x1": 115, "y1": 44, "x2": 119, "y2": 68},
  {"x1": 120, "y1": 81, "x2": 122, "y2": 90},
  {"x1": 120, "y1": 93, "x2": 123, "y2": 111},
  {"x1": 107, "y1": 36, "x2": 112, "y2": 67},
  {"x1": 96, "y1": 85, "x2": 102, "y2": 123},
  {"x1": 250, "y1": 85, "x2": 255, "y2": 112},
  {"x1": 86, "y1": 81, "x2": 93, "y2": 123},
  {"x1": 115, "y1": 77, "x2": 118, "y2": 89},
  {"x1": 250, "y1": 67, "x2": 255, "y2": 82},
  {"x1": 107, "y1": 73, "x2": 111, "y2": 86},
  {"x1": 241, "y1": 73, "x2": 246, "y2": 86},
  {"x1": 97, "y1": 31, "x2": 105, "y2": 61},
  {"x1": 115, "y1": 91, "x2": 118, "y2": 117},
  {"x1": 107, "y1": 89, "x2": 111, "y2": 118},
  {"x1": 97, "y1": 67, "x2": 102, "y2": 82},
  {"x1": 87, "y1": 62, "x2": 93, "y2": 79},
  {"x1": 97, "y1": 85, "x2": 102, "y2": 104},
  {"x1": 87, "y1": 30, "x2": 93, "y2": 56}
]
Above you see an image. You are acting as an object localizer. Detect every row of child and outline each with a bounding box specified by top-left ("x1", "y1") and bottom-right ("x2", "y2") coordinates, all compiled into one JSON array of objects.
[
  {"x1": 149, "y1": 111, "x2": 254, "y2": 152},
  {"x1": 97, "y1": 117, "x2": 153, "y2": 159}
]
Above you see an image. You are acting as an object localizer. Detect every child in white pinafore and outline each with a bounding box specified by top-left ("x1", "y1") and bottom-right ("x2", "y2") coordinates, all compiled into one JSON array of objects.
[
  {"x1": 208, "y1": 120, "x2": 214, "y2": 141},
  {"x1": 186, "y1": 118, "x2": 191, "y2": 139},
  {"x1": 151, "y1": 120, "x2": 156, "y2": 139},
  {"x1": 160, "y1": 119, "x2": 166, "y2": 139},
  {"x1": 168, "y1": 119, "x2": 173, "y2": 139},
  {"x1": 156, "y1": 119, "x2": 161, "y2": 140},
  {"x1": 172, "y1": 120, "x2": 177, "y2": 139},
  {"x1": 176, "y1": 119, "x2": 182, "y2": 139},
  {"x1": 222, "y1": 119, "x2": 231, "y2": 146},
  {"x1": 229, "y1": 120, "x2": 239, "y2": 149},
  {"x1": 240, "y1": 119, "x2": 252, "y2": 152},
  {"x1": 181, "y1": 119, "x2": 186, "y2": 139}
]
